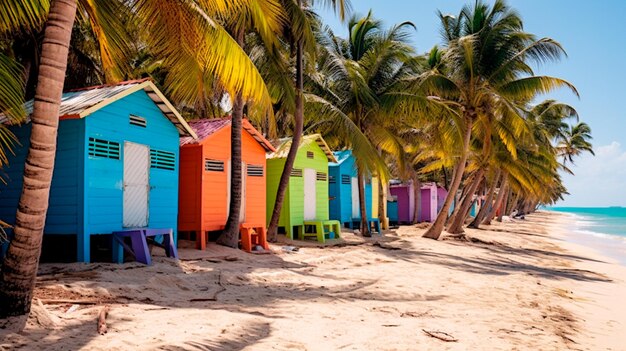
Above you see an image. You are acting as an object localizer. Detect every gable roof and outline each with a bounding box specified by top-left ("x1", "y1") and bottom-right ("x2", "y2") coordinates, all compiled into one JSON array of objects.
[
  {"x1": 180, "y1": 117, "x2": 275, "y2": 151},
  {"x1": 0, "y1": 79, "x2": 197, "y2": 138},
  {"x1": 330, "y1": 150, "x2": 353, "y2": 166},
  {"x1": 267, "y1": 134, "x2": 337, "y2": 162}
]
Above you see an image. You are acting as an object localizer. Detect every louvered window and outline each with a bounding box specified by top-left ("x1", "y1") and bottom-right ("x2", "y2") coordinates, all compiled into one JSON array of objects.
[
  {"x1": 205, "y1": 159, "x2": 224, "y2": 172},
  {"x1": 290, "y1": 168, "x2": 303, "y2": 177},
  {"x1": 130, "y1": 114, "x2": 147, "y2": 127},
  {"x1": 88, "y1": 137, "x2": 120, "y2": 160},
  {"x1": 316, "y1": 172, "x2": 327, "y2": 181},
  {"x1": 150, "y1": 149, "x2": 175, "y2": 170},
  {"x1": 329, "y1": 175, "x2": 336, "y2": 184},
  {"x1": 341, "y1": 175, "x2": 351, "y2": 184},
  {"x1": 247, "y1": 165, "x2": 264, "y2": 177},
  {"x1": 306, "y1": 151, "x2": 314, "y2": 159}
]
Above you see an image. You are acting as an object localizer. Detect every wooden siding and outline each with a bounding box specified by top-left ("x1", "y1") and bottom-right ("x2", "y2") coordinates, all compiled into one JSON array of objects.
[
  {"x1": 328, "y1": 152, "x2": 374, "y2": 225},
  {"x1": 85, "y1": 90, "x2": 180, "y2": 237},
  {"x1": 266, "y1": 138, "x2": 330, "y2": 236},
  {"x1": 0, "y1": 119, "x2": 83, "y2": 235},
  {"x1": 179, "y1": 122, "x2": 269, "y2": 233},
  {"x1": 178, "y1": 146, "x2": 202, "y2": 231}
]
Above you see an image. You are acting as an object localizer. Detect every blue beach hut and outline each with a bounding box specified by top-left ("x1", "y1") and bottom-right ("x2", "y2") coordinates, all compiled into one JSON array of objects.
[
  {"x1": 0, "y1": 79, "x2": 196, "y2": 262},
  {"x1": 328, "y1": 150, "x2": 374, "y2": 228}
]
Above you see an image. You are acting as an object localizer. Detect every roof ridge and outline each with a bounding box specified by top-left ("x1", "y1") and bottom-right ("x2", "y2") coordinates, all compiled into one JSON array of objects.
[{"x1": 66, "y1": 78, "x2": 152, "y2": 93}]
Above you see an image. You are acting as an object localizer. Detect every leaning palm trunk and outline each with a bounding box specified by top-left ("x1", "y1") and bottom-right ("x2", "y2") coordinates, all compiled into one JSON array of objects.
[
  {"x1": 469, "y1": 170, "x2": 501, "y2": 228},
  {"x1": 268, "y1": 36, "x2": 304, "y2": 240},
  {"x1": 506, "y1": 192, "x2": 520, "y2": 216},
  {"x1": 496, "y1": 187, "x2": 511, "y2": 222},
  {"x1": 423, "y1": 118, "x2": 473, "y2": 240},
  {"x1": 484, "y1": 175, "x2": 508, "y2": 225},
  {"x1": 377, "y1": 177, "x2": 386, "y2": 229},
  {"x1": 218, "y1": 92, "x2": 245, "y2": 248},
  {"x1": 357, "y1": 170, "x2": 370, "y2": 236},
  {"x1": 447, "y1": 168, "x2": 485, "y2": 234},
  {"x1": 0, "y1": 0, "x2": 77, "y2": 317},
  {"x1": 446, "y1": 175, "x2": 471, "y2": 226},
  {"x1": 413, "y1": 177, "x2": 421, "y2": 223}
]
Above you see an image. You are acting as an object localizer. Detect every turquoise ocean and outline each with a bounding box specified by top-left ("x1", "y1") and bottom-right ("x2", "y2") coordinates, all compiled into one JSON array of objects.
[{"x1": 546, "y1": 207, "x2": 626, "y2": 264}]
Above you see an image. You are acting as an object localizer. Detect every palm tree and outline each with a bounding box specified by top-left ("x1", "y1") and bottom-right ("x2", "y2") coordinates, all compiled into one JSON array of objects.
[
  {"x1": 268, "y1": 0, "x2": 351, "y2": 241},
  {"x1": 0, "y1": 0, "x2": 283, "y2": 317},
  {"x1": 305, "y1": 11, "x2": 424, "y2": 235},
  {"x1": 557, "y1": 122, "x2": 594, "y2": 164},
  {"x1": 421, "y1": 0, "x2": 578, "y2": 240},
  {"x1": 217, "y1": 1, "x2": 284, "y2": 248}
]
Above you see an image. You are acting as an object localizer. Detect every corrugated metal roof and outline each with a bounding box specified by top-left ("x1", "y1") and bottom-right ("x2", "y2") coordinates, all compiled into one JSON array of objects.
[
  {"x1": 267, "y1": 134, "x2": 337, "y2": 162},
  {"x1": 0, "y1": 79, "x2": 197, "y2": 138},
  {"x1": 180, "y1": 117, "x2": 275, "y2": 151}
]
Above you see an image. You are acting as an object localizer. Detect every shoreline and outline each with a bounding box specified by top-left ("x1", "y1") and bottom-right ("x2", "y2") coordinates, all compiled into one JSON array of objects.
[
  {"x1": 544, "y1": 209, "x2": 626, "y2": 266},
  {"x1": 1, "y1": 211, "x2": 625, "y2": 350}
]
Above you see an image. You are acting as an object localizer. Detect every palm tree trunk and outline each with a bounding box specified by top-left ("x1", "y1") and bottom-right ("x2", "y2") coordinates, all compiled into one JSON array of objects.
[
  {"x1": 483, "y1": 175, "x2": 508, "y2": 225},
  {"x1": 218, "y1": 30, "x2": 246, "y2": 248},
  {"x1": 377, "y1": 174, "x2": 387, "y2": 230},
  {"x1": 507, "y1": 192, "x2": 520, "y2": 216},
  {"x1": 497, "y1": 187, "x2": 510, "y2": 222},
  {"x1": 446, "y1": 172, "x2": 472, "y2": 226},
  {"x1": 268, "y1": 26, "x2": 304, "y2": 240},
  {"x1": 447, "y1": 168, "x2": 484, "y2": 234},
  {"x1": 469, "y1": 170, "x2": 501, "y2": 228},
  {"x1": 0, "y1": 0, "x2": 77, "y2": 318},
  {"x1": 423, "y1": 117, "x2": 473, "y2": 240},
  {"x1": 413, "y1": 177, "x2": 421, "y2": 223},
  {"x1": 357, "y1": 170, "x2": 370, "y2": 236},
  {"x1": 217, "y1": 92, "x2": 244, "y2": 248}
]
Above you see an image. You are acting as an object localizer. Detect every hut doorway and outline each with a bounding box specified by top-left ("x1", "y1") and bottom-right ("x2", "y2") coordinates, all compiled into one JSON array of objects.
[
  {"x1": 123, "y1": 142, "x2": 150, "y2": 228},
  {"x1": 303, "y1": 168, "x2": 317, "y2": 220},
  {"x1": 351, "y1": 177, "x2": 360, "y2": 218}
]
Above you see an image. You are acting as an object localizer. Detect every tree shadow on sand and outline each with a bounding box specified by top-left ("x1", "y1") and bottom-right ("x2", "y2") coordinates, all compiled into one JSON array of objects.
[{"x1": 158, "y1": 321, "x2": 271, "y2": 351}]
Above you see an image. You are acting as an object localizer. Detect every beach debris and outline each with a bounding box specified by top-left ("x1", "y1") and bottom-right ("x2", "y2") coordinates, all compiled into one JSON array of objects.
[
  {"x1": 31, "y1": 299, "x2": 60, "y2": 328},
  {"x1": 97, "y1": 306, "x2": 110, "y2": 335},
  {"x1": 372, "y1": 242, "x2": 401, "y2": 250},
  {"x1": 224, "y1": 256, "x2": 239, "y2": 262},
  {"x1": 282, "y1": 246, "x2": 299, "y2": 252},
  {"x1": 65, "y1": 304, "x2": 80, "y2": 314},
  {"x1": 422, "y1": 329, "x2": 458, "y2": 342},
  {"x1": 40, "y1": 299, "x2": 99, "y2": 305}
]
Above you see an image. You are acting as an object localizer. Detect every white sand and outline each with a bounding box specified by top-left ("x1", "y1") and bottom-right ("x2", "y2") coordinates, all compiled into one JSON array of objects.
[{"x1": 1, "y1": 211, "x2": 625, "y2": 350}]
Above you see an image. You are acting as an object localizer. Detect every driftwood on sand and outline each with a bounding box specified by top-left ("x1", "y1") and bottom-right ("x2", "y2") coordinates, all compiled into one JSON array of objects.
[
  {"x1": 97, "y1": 306, "x2": 110, "y2": 335},
  {"x1": 422, "y1": 329, "x2": 458, "y2": 342}
]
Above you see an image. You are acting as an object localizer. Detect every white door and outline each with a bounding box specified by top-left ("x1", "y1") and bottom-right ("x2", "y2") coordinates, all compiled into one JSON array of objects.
[
  {"x1": 123, "y1": 142, "x2": 150, "y2": 227},
  {"x1": 351, "y1": 177, "x2": 360, "y2": 218},
  {"x1": 303, "y1": 168, "x2": 317, "y2": 220}
]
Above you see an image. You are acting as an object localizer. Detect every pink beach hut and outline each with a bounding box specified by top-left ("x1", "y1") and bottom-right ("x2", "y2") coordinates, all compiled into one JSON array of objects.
[
  {"x1": 418, "y1": 183, "x2": 438, "y2": 222},
  {"x1": 437, "y1": 186, "x2": 448, "y2": 214},
  {"x1": 389, "y1": 182, "x2": 415, "y2": 224}
]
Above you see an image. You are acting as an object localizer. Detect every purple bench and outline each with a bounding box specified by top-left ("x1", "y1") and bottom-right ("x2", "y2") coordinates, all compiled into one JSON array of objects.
[{"x1": 112, "y1": 228, "x2": 178, "y2": 265}]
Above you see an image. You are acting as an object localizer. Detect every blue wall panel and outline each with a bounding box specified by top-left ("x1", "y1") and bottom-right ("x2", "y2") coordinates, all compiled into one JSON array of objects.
[
  {"x1": 328, "y1": 151, "x2": 373, "y2": 227},
  {"x1": 85, "y1": 90, "x2": 180, "y2": 241},
  {"x1": 0, "y1": 119, "x2": 83, "y2": 236}
]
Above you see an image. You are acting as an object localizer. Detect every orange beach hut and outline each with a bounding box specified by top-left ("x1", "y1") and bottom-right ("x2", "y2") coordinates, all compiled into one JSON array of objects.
[{"x1": 178, "y1": 118, "x2": 275, "y2": 250}]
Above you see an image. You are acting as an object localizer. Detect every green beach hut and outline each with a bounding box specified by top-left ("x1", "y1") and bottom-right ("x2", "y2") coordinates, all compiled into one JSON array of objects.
[{"x1": 266, "y1": 134, "x2": 338, "y2": 240}]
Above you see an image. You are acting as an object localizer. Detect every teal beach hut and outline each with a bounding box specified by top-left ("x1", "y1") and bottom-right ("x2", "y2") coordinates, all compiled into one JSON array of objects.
[
  {"x1": 0, "y1": 79, "x2": 196, "y2": 262},
  {"x1": 328, "y1": 150, "x2": 373, "y2": 228}
]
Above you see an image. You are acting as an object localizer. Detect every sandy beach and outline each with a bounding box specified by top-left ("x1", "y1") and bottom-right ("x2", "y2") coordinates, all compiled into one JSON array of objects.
[{"x1": 1, "y1": 211, "x2": 624, "y2": 351}]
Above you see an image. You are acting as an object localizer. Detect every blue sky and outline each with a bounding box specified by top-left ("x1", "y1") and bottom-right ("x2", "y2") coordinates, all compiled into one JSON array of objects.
[{"x1": 317, "y1": 0, "x2": 626, "y2": 207}]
